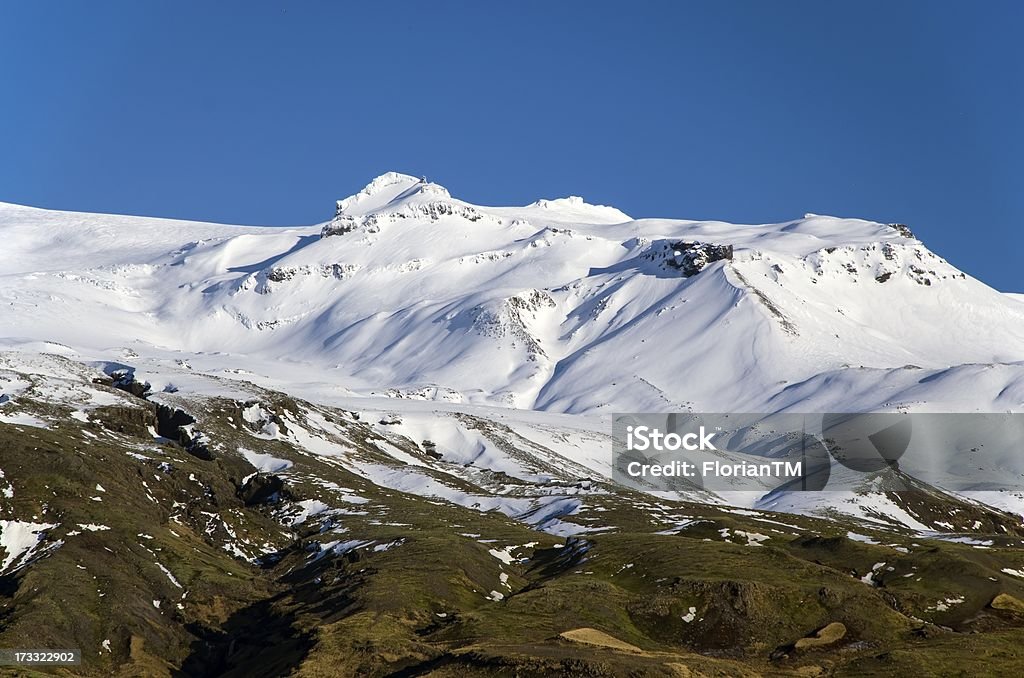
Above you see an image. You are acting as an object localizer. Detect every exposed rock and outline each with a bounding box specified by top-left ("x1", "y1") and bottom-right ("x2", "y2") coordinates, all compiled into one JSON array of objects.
[
  {"x1": 154, "y1": 404, "x2": 214, "y2": 460},
  {"x1": 266, "y1": 267, "x2": 297, "y2": 282},
  {"x1": 238, "y1": 400, "x2": 288, "y2": 436},
  {"x1": 889, "y1": 223, "x2": 915, "y2": 239},
  {"x1": 237, "y1": 473, "x2": 286, "y2": 506},
  {"x1": 793, "y1": 622, "x2": 847, "y2": 650},
  {"x1": 109, "y1": 368, "x2": 150, "y2": 398},
  {"x1": 422, "y1": 440, "x2": 442, "y2": 459},
  {"x1": 265, "y1": 264, "x2": 360, "y2": 283},
  {"x1": 155, "y1": 404, "x2": 195, "y2": 439},
  {"x1": 320, "y1": 215, "x2": 359, "y2": 238},
  {"x1": 468, "y1": 290, "x2": 554, "y2": 360},
  {"x1": 668, "y1": 241, "x2": 734, "y2": 277},
  {"x1": 321, "y1": 199, "x2": 493, "y2": 239},
  {"x1": 991, "y1": 593, "x2": 1024, "y2": 614},
  {"x1": 90, "y1": 404, "x2": 155, "y2": 438}
]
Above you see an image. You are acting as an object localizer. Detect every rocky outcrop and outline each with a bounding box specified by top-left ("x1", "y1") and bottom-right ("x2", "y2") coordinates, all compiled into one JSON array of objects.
[
  {"x1": 794, "y1": 622, "x2": 847, "y2": 649},
  {"x1": 991, "y1": 593, "x2": 1024, "y2": 615},
  {"x1": 89, "y1": 404, "x2": 155, "y2": 438},
  {"x1": 889, "y1": 223, "x2": 915, "y2": 239},
  {"x1": 320, "y1": 216, "x2": 359, "y2": 238},
  {"x1": 668, "y1": 241, "x2": 734, "y2": 276},
  {"x1": 771, "y1": 622, "x2": 847, "y2": 660},
  {"x1": 265, "y1": 263, "x2": 359, "y2": 283},
  {"x1": 237, "y1": 473, "x2": 289, "y2": 506},
  {"x1": 108, "y1": 368, "x2": 150, "y2": 398},
  {"x1": 321, "y1": 199, "x2": 496, "y2": 239},
  {"x1": 807, "y1": 241, "x2": 962, "y2": 286},
  {"x1": 468, "y1": 290, "x2": 554, "y2": 360},
  {"x1": 153, "y1": 404, "x2": 215, "y2": 460}
]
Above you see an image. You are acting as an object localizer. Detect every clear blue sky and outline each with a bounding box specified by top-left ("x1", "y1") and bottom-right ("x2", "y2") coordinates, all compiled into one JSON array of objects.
[{"x1": 1, "y1": 2, "x2": 1021, "y2": 290}]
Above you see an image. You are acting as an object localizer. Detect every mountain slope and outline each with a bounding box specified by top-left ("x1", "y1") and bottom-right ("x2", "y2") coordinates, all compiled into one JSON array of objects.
[
  {"x1": 4, "y1": 174, "x2": 1024, "y2": 675},
  {"x1": 3, "y1": 353, "x2": 1024, "y2": 676},
  {"x1": 3, "y1": 172, "x2": 1023, "y2": 416}
]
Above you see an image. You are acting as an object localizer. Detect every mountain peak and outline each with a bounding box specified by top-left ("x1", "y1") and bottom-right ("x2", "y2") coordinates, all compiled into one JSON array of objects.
[
  {"x1": 335, "y1": 174, "x2": 633, "y2": 225},
  {"x1": 335, "y1": 172, "x2": 456, "y2": 219},
  {"x1": 530, "y1": 196, "x2": 587, "y2": 209},
  {"x1": 335, "y1": 172, "x2": 419, "y2": 215},
  {"x1": 527, "y1": 195, "x2": 631, "y2": 223}
]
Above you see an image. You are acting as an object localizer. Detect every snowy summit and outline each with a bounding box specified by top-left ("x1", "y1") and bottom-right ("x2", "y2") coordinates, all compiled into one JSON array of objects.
[{"x1": 1, "y1": 171, "x2": 1023, "y2": 417}]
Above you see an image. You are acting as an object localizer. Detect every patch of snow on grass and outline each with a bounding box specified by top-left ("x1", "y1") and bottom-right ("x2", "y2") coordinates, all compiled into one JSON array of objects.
[
  {"x1": 0, "y1": 520, "x2": 57, "y2": 573},
  {"x1": 239, "y1": 448, "x2": 293, "y2": 473}
]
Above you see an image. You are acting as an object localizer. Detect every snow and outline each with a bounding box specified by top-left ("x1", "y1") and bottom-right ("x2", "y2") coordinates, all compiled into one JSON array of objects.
[
  {"x1": 155, "y1": 562, "x2": 183, "y2": 588},
  {"x1": 0, "y1": 412, "x2": 49, "y2": 428},
  {"x1": 372, "y1": 539, "x2": 403, "y2": 552},
  {"x1": 861, "y1": 562, "x2": 886, "y2": 586},
  {"x1": 2, "y1": 173, "x2": 1024, "y2": 533},
  {"x1": 3, "y1": 174, "x2": 1021, "y2": 423},
  {"x1": 0, "y1": 520, "x2": 57, "y2": 573},
  {"x1": 0, "y1": 469, "x2": 12, "y2": 499},
  {"x1": 734, "y1": 530, "x2": 770, "y2": 547},
  {"x1": 239, "y1": 448, "x2": 293, "y2": 474},
  {"x1": 285, "y1": 499, "x2": 333, "y2": 526},
  {"x1": 932, "y1": 596, "x2": 965, "y2": 612},
  {"x1": 933, "y1": 535, "x2": 994, "y2": 547},
  {"x1": 488, "y1": 547, "x2": 517, "y2": 565},
  {"x1": 759, "y1": 485, "x2": 934, "y2": 531},
  {"x1": 847, "y1": 532, "x2": 880, "y2": 545}
]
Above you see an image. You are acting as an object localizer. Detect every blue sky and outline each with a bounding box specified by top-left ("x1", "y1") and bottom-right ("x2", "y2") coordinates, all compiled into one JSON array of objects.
[{"x1": 1, "y1": 1, "x2": 1021, "y2": 290}]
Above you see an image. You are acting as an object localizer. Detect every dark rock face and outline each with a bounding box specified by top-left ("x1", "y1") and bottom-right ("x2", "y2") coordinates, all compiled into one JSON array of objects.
[
  {"x1": 320, "y1": 201, "x2": 486, "y2": 240},
  {"x1": 889, "y1": 223, "x2": 915, "y2": 239},
  {"x1": 320, "y1": 216, "x2": 358, "y2": 238},
  {"x1": 90, "y1": 405, "x2": 156, "y2": 438},
  {"x1": 180, "y1": 434, "x2": 214, "y2": 461},
  {"x1": 109, "y1": 369, "x2": 150, "y2": 398},
  {"x1": 422, "y1": 440, "x2": 442, "y2": 459},
  {"x1": 155, "y1": 404, "x2": 214, "y2": 460},
  {"x1": 237, "y1": 473, "x2": 286, "y2": 506},
  {"x1": 669, "y1": 241, "x2": 734, "y2": 277},
  {"x1": 266, "y1": 268, "x2": 297, "y2": 282},
  {"x1": 155, "y1": 404, "x2": 195, "y2": 436}
]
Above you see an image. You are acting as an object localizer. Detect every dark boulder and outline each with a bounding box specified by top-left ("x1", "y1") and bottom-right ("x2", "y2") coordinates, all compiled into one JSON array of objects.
[
  {"x1": 109, "y1": 369, "x2": 150, "y2": 398},
  {"x1": 668, "y1": 241, "x2": 734, "y2": 276},
  {"x1": 237, "y1": 473, "x2": 286, "y2": 506}
]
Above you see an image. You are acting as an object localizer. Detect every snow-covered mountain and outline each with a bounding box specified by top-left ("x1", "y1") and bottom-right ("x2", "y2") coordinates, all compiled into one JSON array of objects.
[
  {"x1": 4, "y1": 170, "x2": 1024, "y2": 417},
  {"x1": 7, "y1": 173, "x2": 1024, "y2": 675},
  {"x1": 4, "y1": 171, "x2": 1024, "y2": 527}
]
